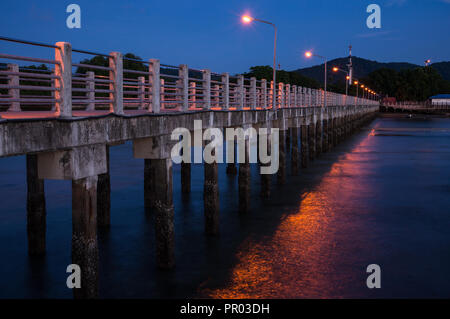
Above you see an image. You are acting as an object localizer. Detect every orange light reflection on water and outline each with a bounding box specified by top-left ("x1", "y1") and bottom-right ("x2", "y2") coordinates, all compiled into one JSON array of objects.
[{"x1": 205, "y1": 131, "x2": 377, "y2": 299}]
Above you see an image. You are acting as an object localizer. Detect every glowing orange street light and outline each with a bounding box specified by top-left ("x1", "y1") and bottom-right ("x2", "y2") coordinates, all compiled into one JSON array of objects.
[
  {"x1": 242, "y1": 14, "x2": 277, "y2": 108},
  {"x1": 242, "y1": 15, "x2": 253, "y2": 23},
  {"x1": 305, "y1": 51, "x2": 312, "y2": 58},
  {"x1": 346, "y1": 75, "x2": 350, "y2": 80},
  {"x1": 361, "y1": 84, "x2": 364, "y2": 88},
  {"x1": 332, "y1": 66, "x2": 339, "y2": 72}
]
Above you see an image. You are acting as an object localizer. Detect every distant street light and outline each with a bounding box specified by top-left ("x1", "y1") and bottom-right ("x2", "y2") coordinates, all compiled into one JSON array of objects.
[
  {"x1": 242, "y1": 14, "x2": 277, "y2": 109},
  {"x1": 305, "y1": 51, "x2": 327, "y2": 107},
  {"x1": 425, "y1": 59, "x2": 431, "y2": 66},
  {"x1": 332, "y1": 66, "x2": 349, "y2": 96}
]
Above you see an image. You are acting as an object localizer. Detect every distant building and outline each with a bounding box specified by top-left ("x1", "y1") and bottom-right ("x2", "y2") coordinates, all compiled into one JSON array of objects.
[{"x1": 429, "y1": 94, "x2": 450, "y2": 105}]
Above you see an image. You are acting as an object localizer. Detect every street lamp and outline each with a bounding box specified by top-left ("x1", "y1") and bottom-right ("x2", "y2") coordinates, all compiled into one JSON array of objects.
[
  {"x1": 332, "y1": 66, "x2": 349, "y2": 96},
  {"x1": 305, "y1": 51, "x2": 327, "y2": 107},
  {"x1": 242, "y1": 14, "x2": 277, "y2": 109}
]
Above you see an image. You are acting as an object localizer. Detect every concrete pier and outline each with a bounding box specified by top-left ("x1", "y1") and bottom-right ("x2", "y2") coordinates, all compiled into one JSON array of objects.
[
  {"x1": 277, "y1": 130, "x2": 287, "y2": 184},
  {"x1": 301, "y1": 124, "x2": 309, "y2": 168},
  {"x1": 144, "y1": 159, "x2": 154, "y2": 211},
  {"x1": 226, "y1": 141, "x2": 238, "y2": 175},
  {"x1": 181, "y1": 162, "x2": 191, "y2": 194},
  {"x1": 72, "y1": 176, "x2": 99, "y2": 299},
  {"x1": 238, "y1": 138, "x2": 250, "y2": 213},
  {"x1": 151, "y1": 158, "x2": 175, "y2": 269},
  {"x1": 204, "y1": 160, "x2": 219, "y2": 235},
  {"x1": 308, "y1": 121, "x2": 316, "y2": 161},
  {"x1": 291, "y1": 127, "x2": 300, "y2": 175},
  {"x1": 97, "y1": 146, "x2": 110, "y2": 227},
  {"x1": 260, "y1": 131, "x2": 272, "y2": 198},
  {"x1": 315, "y1": 116, "x2": 322, "y2": 156},
  {"x1": 26, "y1": 154, "x2": 46, "y2": 255},
  {"x1": 322, "y1": 116, "x2": 329, "y2": 153}
]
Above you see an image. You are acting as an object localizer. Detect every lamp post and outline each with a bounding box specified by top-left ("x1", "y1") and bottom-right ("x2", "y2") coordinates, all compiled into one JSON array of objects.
[
  {"x1": 242, "y1": 15, "x2": 277, "y2": 109},
  {"x1": 305, "y1": 51, "x2": 327, "y2": 107},
  {"x1": 332, "y1": 66, "x2": 349, "y2": 96}
]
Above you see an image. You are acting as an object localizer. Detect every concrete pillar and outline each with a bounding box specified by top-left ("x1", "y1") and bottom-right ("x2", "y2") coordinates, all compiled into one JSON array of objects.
[
  {"x1": 261, "y1": 79, "x2": 267, "y2": 109},
  {"x1": 238, "y1": 138, "x2": 250, "y2": 213},
  {"x1": 138, "y1": 76, "x2": 145, "y2": 110},
  {"x1": 308, "y1": 119, "x2": 316, "y2": 161},
  {"x1": 179, "y1": 64, "x2": 189, "y2": 111},
  {"x1": 97, "y1": 146, "x2": 110, "y2": 227},
  {"x1": 54, "y1": 42, "x2": 72, "y2": 117},
  {"x1": 328, "y1": 118, "x2": 333, "y2": 150},
  {"x1": 149, "y1": 59, "x2": 160, "y2": 113},
  {"x1": 301, "y1": 124, "x2": 309, "y2": 168},
  {"x1": 291, "y1": 127, "x2": 300, "y2": 175},
  {"x1": 7, "y1": 64, "x2": 20, "y2": 111},
  {"x1": 109, "y1": 52, "x2": 123, "y2": 115},
  {"x1": 181, "y1": 162, "x2": 191, "y2": 194},
  {"x1": 151, "y1": 158, "x2": 175, "y2": 269},
  {"x1": 202, "y1": 69, "x2": 211, "y2": 110},
  {"x1": 322, "y1": 115, "x2": 328, "y2": 153},
  {"x1": 222, "y1": 72, "x2": 229, "y2": 110},
  {"x1": 333, "y1": 116, "x2": 338, "y2": 146},
  {"x1": 292, "y1": 85, "x2": 297, "y2": 107},
  {"x1": 315, "y1": 113, "x2": 322, "y2": 156},
  {"x1": 144, "y1": 159, "x2": 154, "y2": 211},
  {"x1": 226, "y1": 139, "x2": 237, "y2": 175},
  {"x1": 26, "y1": 154, "x2": 46, "y2": 255},
  {"x1": 278, "y1": 83, "x2": 284, "y2": 108},
  {"x1": 250, "y1": 77, "x2": 257, "y2": 110},
  {"x1": 204, "y1": 159, "x2": 219, "y2": 235},
  {"x1": 260, "y1": 131, "x2": 271, "y2": 198},
  {"x1": 72, "y1": 175, "x2": 99, "y2": 299},
  {"x1": 237, "y1": 75, "x2": 244, "y2": 110},
  {"x1": 286, "y1": 84, "x2": 291, "y2": 108},
  {"x1": 86, "y1": 71, "x2": 95, "y2": 111},
  {"x1": 277, "y1": 129, "x2": 286, "y2": 184}
]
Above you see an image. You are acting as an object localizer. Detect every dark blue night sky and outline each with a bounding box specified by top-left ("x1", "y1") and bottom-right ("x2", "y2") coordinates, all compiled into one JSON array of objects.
[{"x1": 0, "y1": 0, "x2": 449, "y2": 74}]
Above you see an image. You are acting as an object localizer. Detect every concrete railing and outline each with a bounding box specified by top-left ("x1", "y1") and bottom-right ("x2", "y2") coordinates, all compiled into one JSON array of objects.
[{"x1": 0, "y1": 37, "x2": 379, "y2": 116}]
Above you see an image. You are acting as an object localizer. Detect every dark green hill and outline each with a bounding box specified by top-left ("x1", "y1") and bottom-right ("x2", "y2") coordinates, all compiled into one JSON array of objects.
[{"x1": 294, "y1": 57, "x2": 450, "y2": 84}]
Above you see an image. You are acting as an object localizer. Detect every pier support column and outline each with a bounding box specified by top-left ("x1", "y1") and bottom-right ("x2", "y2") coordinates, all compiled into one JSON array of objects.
[
  {"x1": 151, "y1": 158, "x2": 175, "y2": 269},
  {"x1": 277, "y1": 129, "x2": 287, "y2": 184},
  {"x1": 327, "y1": 117, "x2": 333, "y2": 151},
  {"x1": 238, "y1": 138, "x2": 250, "y2": 213},
  {"x1": 308, "y1": 119, "x2": 316, "y2": 161},
  {"x1": 322, "y1": 116, "x2": 329, "y2": 153},
  {"x1": 26, "y1": 154, "x2": 46, "y2": 255},
  {"x1": 290, "y1": 127, "x2": 300, "y2": 175},
  {"x1": 315, "y1": 116, "x2": 322, "y2": 156},
  {"x1": 37, "y1": 145, "x2": 108, "y2": 299},
  {"x1": 260, "y1": 131, "x2": 272, "y2": 198},
  {"x1": 134, "y1": 136, "x2": 175, "y2": 268},
  {"x1": 333, "y1": 117, "x2": 339, "y2": 146},
  {"x1": 181, "y1": 162, "x2": 191, "y2": 194},
  {"x1": 97, "y1": 146, "x2": 110, "y2": 227},
  {"x1": 301, "y1": 124, "x2": 309, "y2": 168},
  {"x1": 72, "y1": 176, "x2": 99, "y2": 299},
  {"x1": 204, "y1": 159, "x2": 219, "y2": 235},
  {"x1": 144, "y1": 159, "x2": 154, "y2": 211},
  {"x1": 226, "y1": 140, "x2": 238, "y2": 175}
]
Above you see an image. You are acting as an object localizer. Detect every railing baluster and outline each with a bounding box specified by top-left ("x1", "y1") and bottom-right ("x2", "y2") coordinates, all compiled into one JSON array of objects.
[
  {"x1": 7, "y1": 63, "x2": 20, "y2": 112},
  {"x1": 109, "y1": 52, "x2": 123, "y2": 115},
  {"x1": 149, "y1": 58, "x2": 160, "y2": 113},
  {"x1": 55, "y1": 42, "x2": 72, "y2": 117}
]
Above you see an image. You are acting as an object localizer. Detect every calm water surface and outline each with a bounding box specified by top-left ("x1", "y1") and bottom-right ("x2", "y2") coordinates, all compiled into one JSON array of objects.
[{"x1": 0, "y1": 115, "x2": 449, "y2": 298}]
